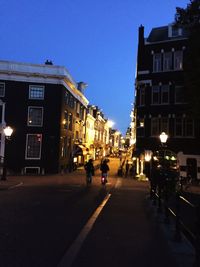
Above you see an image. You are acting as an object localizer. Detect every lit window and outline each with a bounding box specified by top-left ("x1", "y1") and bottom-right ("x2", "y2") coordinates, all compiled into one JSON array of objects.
[
  {"x1": 153, "y1": 53, "x2": 162, "y2": 72},
  {"x1": 174, "y1": 51, "x2": 183, "y2": 70},
  {"x1": 29, "y1": 85, "x2": 44, "y2": 99},
  {"x1": 61, "y1": 137, "x2": 68, "y2": 158},
  {"x1": 152, "y1": 85, "x2": 160, "y2": 105},
  {"x1": 76, "y1": 102, "x2": 80, "y2": 114},
  {"x1": 163, "y1": 52, "x2": 172, "y2": 71},
  {"x1": 140, "y1": 118, "x2": 144, "y2": 127},
  {"x1": 161, "y1": 85, "x2": 169, "y2": 104},
  {"x1": 26, "y1": 134, "x2": 42, "y2": 159},
  {"x1": 68, "y1": 113, "x2": 72, "y2": 130},
  {"x1": 28, "y1": 107, "x2": 43, "y2": 126},
  {"x1": 0, "y1": 83, "x2": 5, "y2": 97},
  {"x1": 63, "y1": 110, "x2": 68, "y2": 129},
  {"x1": 80, "y1": 105, "x2": 84, "y2": 120}
]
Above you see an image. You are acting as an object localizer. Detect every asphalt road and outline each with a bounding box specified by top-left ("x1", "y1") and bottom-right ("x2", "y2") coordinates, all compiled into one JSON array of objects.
[{"x1": 0, "y1": 158, "x2": 190, "y2": 267}]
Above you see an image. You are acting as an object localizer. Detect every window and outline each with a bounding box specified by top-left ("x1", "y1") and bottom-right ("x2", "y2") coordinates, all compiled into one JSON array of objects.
[
  {"x1": 175, "y1": 118, "x2": 183, "y2": 137},
  {"x1": 80, "y1": 105, "x2": 83, "y2": 120},
  {"x1": 175, "y1": 86, "x2": 185, "y2": 103},
  {"x1": 64, "y1": 92, "x2": 70, "y2": 105},
  {"x1": 61, "y1": 137, "x2": 68, "y2": 158},
  {"x1": 153, "y1": 53, "x2": 162, "y2": 72},
  {"x1": 29, "y1": 85, "x2": 44, "y2": 99},
  {"x1": 0, "y1": 83, "x2": 5, "y2": 97},
  {"x1": 69, "y1": 95, "x2": 74, "y2": 108},
  {"x1": 138, "y1": 118, "x2": 144, "y2": 128},
  {"x1": 174, "y1": 117, "x2": 194, "y2": 137},
  {"x1": 76, "y1": 102, "x2": 80, "y2": 114},
  {"x1": 151, "y1": 118, "x2": 159, "y2": 136},
  {"x1": 152, "y1": 85, "x2": 160, "y2": 105},
  {"x1": 140, "y1": 87, "x2": 145, "y2": 106},
  {"x1": 26, "y1": 134, "x2": 42, "y2": 159},
  {"x1": 63, "y1": 110, "x2": 68, "y2": 129},
  {"x1": 172, "y1": 26, "x2": 179, "y2": 37},
  {"x1": 161, "y1": 117, "x2": 168, "y2": 133},
  {"x1": 0, "y1": 105, "x2": 2, "y2": 124},
  {"x1": 174, "y1": 51, "x2": 183, "y2": 70},
  {"x1": 161, "y1": 85, "x2": 169, "y2": 104},
  {"x1": 68, "y1": 113, "x2": 72, "y2": 130},
  {"x1": 185, "y1": 118, "x2": 194, "y2": 137},
  {"x1": 163, "y1": 52, "x2": 172, "y2": 71},
  {"x1": 28, "y1": 107, "x2": 43, "y2": 126}
]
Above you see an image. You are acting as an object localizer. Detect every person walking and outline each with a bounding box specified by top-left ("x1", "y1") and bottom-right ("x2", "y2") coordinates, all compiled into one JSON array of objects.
[
  {"x1": 84, "y1": 159, "x2": 94, "y2": 184},
  {"x1": 125, "y1": 160, "x2": 130, "y2": 177}
]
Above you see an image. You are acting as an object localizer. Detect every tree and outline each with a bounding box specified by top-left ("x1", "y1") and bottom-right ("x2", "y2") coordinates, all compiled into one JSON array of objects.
[{"x1": 175, "y1": 0, "x2": 200, "y2": 118}]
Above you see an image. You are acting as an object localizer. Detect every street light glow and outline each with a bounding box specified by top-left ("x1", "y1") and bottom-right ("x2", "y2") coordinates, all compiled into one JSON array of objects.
[
  {"x1": 159, "y1": 132, "x2": 168, "y2": 143},
  {"x1": 107, "y1": 120, "x2": 114, "y2": 128},
  {"x1": 4, "y1": 126, "x2": 13, "y2": 138}
]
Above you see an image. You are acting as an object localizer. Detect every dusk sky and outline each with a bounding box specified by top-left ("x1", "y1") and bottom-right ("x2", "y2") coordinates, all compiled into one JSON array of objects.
[{"x1": 0, "y1": 0, "x2": 189, "y2": 135}]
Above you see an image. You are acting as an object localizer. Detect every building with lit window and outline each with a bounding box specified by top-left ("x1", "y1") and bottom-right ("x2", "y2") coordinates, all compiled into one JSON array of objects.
[
  {"x1": 135, "y1": 24, "x2": 200, "y2": 180},
  {"x1": 0, "y1": 60, "x2": 88, "y2": 174}
]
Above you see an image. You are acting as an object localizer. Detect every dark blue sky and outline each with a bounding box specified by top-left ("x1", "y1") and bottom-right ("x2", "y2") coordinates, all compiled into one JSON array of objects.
[{"x1": 0, "y1": 0, "x2": 188, "y2": 134}]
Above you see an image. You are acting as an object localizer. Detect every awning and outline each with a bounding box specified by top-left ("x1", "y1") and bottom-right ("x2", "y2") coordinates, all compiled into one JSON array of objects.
[{"x1": 73, "y1": 145, "x2": 88, "y2": 156}]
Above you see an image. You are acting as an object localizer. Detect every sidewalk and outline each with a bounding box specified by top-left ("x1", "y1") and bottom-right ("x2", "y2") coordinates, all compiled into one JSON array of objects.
[{"x1": 0, "y1": 176, "x2": 24, "y2": 190}]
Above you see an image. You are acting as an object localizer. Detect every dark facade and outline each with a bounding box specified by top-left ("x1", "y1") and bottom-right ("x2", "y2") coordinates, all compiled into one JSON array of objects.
[
  {"x1": 0, "y1": 60, "x2": 88, "y2": 174},
  {"x1": 135, "y1": 24, "x2": 200, "y2": 180}
]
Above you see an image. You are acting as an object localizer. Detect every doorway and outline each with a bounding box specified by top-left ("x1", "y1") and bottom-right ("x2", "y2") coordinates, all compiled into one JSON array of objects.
[{"x1": 186, "y1": 158, "x2": 197, "y2": 180}]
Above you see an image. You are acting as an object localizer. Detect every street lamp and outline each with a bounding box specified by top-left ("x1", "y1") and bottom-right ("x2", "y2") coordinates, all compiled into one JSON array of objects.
[
  {"x1": 107, "y1": 120, "x2": 114, "y2": 128},
  {"x1": 144, "y1": 150, "x2": 153, "y2": 180},
  {"x1": 159, "y1": 132, "x2": 168, "y2": 145},
  {"x1": 1, "y1": 126, "x2": 13, "y2": 181}
]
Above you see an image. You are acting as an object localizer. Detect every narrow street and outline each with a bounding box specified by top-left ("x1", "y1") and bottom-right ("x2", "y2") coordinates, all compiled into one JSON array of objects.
[{"x1": 0, "y1": 158, "x2": 194, "y2": 267}]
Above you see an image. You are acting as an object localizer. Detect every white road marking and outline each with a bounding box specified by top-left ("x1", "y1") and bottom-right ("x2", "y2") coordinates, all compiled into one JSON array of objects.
[
  {"x1": 8, "y1": 182, "x2": 23, "y2": 190},
  {"x1": 115, "y1": 178, "x2": 122, "y2": 188},
  {"x1": 57, "y1": 193, "x2": 111, "y2": 267}
]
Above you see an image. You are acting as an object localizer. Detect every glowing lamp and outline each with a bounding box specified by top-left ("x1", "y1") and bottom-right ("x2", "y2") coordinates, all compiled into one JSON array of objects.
[
  {"x1": 4, "y1": 126, "x2": 13, "y2": 138},
  {"x1": 159, "y1": 132, "x2": 168, "y2": 144}
]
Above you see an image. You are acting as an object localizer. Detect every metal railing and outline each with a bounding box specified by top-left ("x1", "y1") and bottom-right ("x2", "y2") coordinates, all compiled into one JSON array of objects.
[{"x1": 150, "y1": 179, "x2": 200, "y2": 267}]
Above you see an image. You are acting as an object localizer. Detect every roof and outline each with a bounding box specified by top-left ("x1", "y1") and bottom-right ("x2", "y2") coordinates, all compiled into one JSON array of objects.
[
  {"x1": 146, "y1": 25, "x2": 188, "y2": 43},
  {"x1": 147, "y1": 26, "x2": 169, "y2": 42}
]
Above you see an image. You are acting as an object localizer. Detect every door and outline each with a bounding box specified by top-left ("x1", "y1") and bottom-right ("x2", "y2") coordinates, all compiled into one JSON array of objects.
[{"x1": 186, "y1": 158, "x2": 197, "y2": 180}]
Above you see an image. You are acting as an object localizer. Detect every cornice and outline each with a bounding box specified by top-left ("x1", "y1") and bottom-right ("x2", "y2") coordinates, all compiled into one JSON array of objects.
[{"x1": 0, "y1": 60, "x2": 89, "y2": 107}]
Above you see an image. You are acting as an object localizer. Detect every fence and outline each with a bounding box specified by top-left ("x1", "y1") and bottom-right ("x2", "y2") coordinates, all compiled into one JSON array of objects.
[{"x1": 150, "y1": 178, "x2": 200, "y2": 267}]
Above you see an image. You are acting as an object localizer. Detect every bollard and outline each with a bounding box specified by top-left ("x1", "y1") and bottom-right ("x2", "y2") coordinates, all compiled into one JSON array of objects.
[
  {"x1": 164, "y1": 180, "x2": 170, "y2": 224},
  {"x1": 173, "y1": 191, "x2": 182, "y2": 242},
  {"x1": 157, "y1": 183, "x2": 162, "y2": 213}
]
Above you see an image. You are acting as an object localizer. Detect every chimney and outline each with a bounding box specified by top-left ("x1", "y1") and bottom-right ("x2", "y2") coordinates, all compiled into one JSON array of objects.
[
  {"x1": 139, "y1": 25, "x2": 144, "y2": 46},
  {"x1": 45, "y1": 60, "x2": 53, "y2": 65}
]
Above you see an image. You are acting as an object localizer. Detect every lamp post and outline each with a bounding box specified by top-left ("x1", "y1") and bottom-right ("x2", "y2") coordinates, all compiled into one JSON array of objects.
[
  {"x1": 1, "y1": 126, "x2": 13, "y2": 181},
  {"x1": 144, "y1": 150, "x2": 153, "y2": 180},
  {"x1": 157, "y1": 132, "x2": 168, "y2": 212}
]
